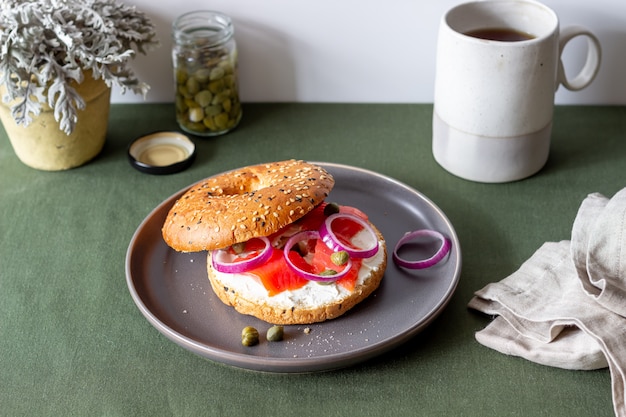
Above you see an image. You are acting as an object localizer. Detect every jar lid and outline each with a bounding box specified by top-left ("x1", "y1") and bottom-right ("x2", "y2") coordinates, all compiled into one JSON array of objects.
[{"x1": 128, "y1": 131, "x2": 196, "y2": 175}]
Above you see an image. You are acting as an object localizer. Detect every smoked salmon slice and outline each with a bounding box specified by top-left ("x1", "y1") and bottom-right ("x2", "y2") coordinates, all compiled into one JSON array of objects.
[{"x1": 242, "y1": 204, "x2": 368, "y2": 295}]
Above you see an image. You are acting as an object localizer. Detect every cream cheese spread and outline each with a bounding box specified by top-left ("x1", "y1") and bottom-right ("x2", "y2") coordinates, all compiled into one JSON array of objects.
[{"x1": 211, "y1": 228, "x2": 385, "y2": 309}]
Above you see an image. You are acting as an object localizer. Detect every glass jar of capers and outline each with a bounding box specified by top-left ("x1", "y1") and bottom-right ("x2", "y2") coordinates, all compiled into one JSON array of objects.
[{"x1": 172, "y1": 11, "x2": 242, "y2": 136}]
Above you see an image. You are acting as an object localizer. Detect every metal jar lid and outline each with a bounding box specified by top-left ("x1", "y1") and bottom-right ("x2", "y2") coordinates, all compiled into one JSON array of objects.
[{"x1": 128, "y1": 131, "x2": 196, "y2": 175}]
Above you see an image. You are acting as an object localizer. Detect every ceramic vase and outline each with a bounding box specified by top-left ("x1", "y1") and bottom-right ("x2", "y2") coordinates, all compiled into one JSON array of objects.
[{"x1": 0, "y1": 73, "x2": 111, "y2": 171}]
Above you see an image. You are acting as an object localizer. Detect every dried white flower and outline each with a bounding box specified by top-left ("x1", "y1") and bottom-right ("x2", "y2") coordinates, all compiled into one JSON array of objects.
[{"x1": 0, "y1": 0, "x2": 159, "y2": 134}]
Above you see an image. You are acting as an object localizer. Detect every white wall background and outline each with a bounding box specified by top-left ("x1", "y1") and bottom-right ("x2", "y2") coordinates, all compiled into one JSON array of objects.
[{"x1": 114, "y1": 0, "x2": 626, "y2": 105}]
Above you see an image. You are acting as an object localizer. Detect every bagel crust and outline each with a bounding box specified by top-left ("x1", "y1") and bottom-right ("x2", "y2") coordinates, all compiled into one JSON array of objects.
[
  {"x1": 206, "y1": 224, "x2": 387, "y2": 325},
  {"x1": 162, "y1": 160, "x2": 334, "y2": 252}
]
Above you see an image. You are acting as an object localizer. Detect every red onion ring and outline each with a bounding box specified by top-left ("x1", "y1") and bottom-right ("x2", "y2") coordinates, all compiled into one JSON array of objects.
[
  {"x1": 319, "y1": 213, "x2": 379, "y2": 259},
  {"x1": 211, "y1": 236, "x2": 272, "y2": 273},
  {"x1": 392, "y1": 229, "x2": 451, "y2": 269},
  {"x1": 283, "y1": 231, "x2": 352, "y2": 282}
]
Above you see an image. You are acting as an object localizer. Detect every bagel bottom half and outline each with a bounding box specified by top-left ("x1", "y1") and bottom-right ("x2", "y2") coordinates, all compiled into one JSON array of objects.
[{"x1": 206, "y1": 229, "x2": 387, "y2": 325}]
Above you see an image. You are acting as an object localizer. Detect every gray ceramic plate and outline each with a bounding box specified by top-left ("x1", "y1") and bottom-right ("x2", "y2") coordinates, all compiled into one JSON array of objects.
[{"x1": 125, "y1": 162, "x2": 461, "y2": 373}]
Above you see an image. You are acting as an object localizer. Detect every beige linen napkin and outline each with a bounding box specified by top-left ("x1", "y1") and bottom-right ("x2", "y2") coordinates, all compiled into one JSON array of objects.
[
  {"x1": 468, "y1": 188, "x2": 626, "y2": 417},
  {"x1": 571, "y1": 191, "x2": 626, "y2": 317}
]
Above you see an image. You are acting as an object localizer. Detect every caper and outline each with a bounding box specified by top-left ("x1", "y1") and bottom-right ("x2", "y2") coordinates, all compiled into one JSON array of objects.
[
  {"x1": 231, "y1": 242, "x2": 245, "y2": 254},
  {"x1": 330, "y1": 251, "x2": 349, "y2": 266},
  {"x1": 222, "y1": 98, "x2": 232, "y2": 112},
  {"x1": 203, "y1": 117, "x2": 216, "y2": 130},
  {"x1": 214, "y1": 112, "x2": 230, "y2": 129},
  {"x1": 266, "y1": 325, "x2": 284, "y2": 342},
  {"x1": 217, "y1": 90, "x2": 233, "y2": 105},
  {"x1": 194, "y1": 68, "x2": 211, "y2": 83},
  {"x1": 186, "y1": 77, "x2": 200, "y2": 95},
  {"x1": 175, "y1": 69, "x2": 188, "y2": 84},
  {"x1": 218, "y1": 59, "x2": 233, "y2": 73},
  {"x1": 185, "y1": 121, "x2": 206, "y2": 132},
  {"x1": 323, "y1": 202, "x2": 340, "y2": 216},
  {"x1": 188, "y1": 107, "x2": 204, "y2": 122},
  {"x1": 210, "y1": 66, "x2": 225, "y2": 81},
  {"x1": 208, "y1": 79, "x2": 225, "y2": 94},
  {"x1": 194, "y1": 90, "x2": 213, "y2": 107},
  {"x1": 205, "y1": 105, "x2": 223, "y2": 117},
  {"x1": 224, "y1": 74, "x2": 236, "y2": 88},
  {"x1": 316, "y1": 271, "x2": 335, "y2": 285},
  {"x1": 184, "y1": 99, "x2": 199, "y2": 111},
  {"x1": 241, "y1": 326, "x2": 259, "y2": 346},
  {"x1": 178, "y1": 85, "x2": 191, "y2": 98}
]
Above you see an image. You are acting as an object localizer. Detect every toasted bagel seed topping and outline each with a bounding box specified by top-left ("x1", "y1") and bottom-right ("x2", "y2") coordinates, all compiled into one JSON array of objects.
[{"x1": 162, "y1": 160, "x2": 334, "y2": 252}]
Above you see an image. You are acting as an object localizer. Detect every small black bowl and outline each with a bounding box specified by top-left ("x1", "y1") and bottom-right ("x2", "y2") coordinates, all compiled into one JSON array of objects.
[{"x1": 128, "y1": 131, "x2": 196, "y2": 175}]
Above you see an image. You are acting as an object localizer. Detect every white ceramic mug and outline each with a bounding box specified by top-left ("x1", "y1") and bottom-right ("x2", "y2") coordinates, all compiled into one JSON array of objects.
[{"x1": 432, "y1": 0, "x2": 601, "y2": 183}]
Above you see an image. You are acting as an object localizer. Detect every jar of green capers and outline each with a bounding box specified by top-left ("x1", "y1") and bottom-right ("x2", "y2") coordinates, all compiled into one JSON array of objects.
[{"x1": 172, "y1": 11, "x2": 242, "y2": 136}]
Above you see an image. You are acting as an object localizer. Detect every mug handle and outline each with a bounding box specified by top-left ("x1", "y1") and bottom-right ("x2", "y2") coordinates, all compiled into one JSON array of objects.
[{"x1": 557, "y1": 26, "x2": 602, "y2": 91}]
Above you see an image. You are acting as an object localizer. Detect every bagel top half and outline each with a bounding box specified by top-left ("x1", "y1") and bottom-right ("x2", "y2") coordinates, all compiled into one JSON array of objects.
[{"x1": 162, "y1": 160, "x2": 334, "y2": 252}]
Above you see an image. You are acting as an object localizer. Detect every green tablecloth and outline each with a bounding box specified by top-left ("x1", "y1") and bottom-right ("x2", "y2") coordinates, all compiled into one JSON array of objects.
[{"x1": 2, "y1": 103, "x2": 624, "y2": 416}]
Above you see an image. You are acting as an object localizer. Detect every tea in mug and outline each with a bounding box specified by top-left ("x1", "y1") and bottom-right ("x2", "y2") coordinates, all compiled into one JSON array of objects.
[{"x1": 465, "y1": 27, "x2": 535, "y2": 42}]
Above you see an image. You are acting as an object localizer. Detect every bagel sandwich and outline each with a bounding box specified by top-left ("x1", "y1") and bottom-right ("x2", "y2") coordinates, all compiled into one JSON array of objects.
[{"x1": 161, "y1": 160, "x2": 387, "y2": 325}]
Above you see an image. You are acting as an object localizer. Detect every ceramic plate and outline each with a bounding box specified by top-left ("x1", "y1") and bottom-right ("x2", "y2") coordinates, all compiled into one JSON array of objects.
[{"x1": 125, "y1": 162, "x2": 461, "y2": 372}]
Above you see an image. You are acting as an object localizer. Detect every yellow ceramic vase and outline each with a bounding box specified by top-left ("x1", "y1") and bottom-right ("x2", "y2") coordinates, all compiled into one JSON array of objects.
[{"x1": 0, "y1": 73, "x2": 111, "y2": 171}]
